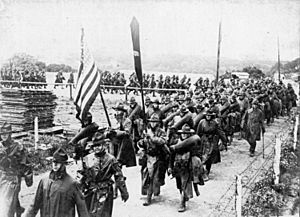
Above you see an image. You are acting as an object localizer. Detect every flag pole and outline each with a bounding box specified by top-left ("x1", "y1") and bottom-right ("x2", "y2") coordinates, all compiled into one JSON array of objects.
[
  {"x1": 130, "y1": 17, "x2": 147, "y2": 131},
  {"x1": 215, "y1": 21, "x2": 222, "y2": 87},
  {"x1": 99, "y1": 71, "x2": 111, "y2": 127},
  {"x1": 277, "y1": 36, "x2": 281, "y2": 82}
]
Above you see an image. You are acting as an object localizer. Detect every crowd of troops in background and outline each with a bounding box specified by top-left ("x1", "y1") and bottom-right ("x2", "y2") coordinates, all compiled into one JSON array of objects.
[
  {"x1": 1, "y1": 68, "x2": 214, "y2": 93},
  {"x1": 101, "y1": 71, "x2": 213, "y2": 94},
  {"x1": 0, "y1": 75, "x2": 298, "y2": 217}
]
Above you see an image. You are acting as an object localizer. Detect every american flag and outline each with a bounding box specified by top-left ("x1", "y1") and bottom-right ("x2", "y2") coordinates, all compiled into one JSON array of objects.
[{"x1": 74, "y1": 30, "x2": 101, "y2": 122}]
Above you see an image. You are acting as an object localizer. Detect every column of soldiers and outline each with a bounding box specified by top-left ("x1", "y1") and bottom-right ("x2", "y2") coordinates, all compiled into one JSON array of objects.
[
  {"x1": 1, "y1": 78, "x2": 297, "y2": 216},
  {"x1": 0, "y1": 68, "x2": 47, "y2": 88},
  {"x1": 100, "y1": 71, "x2": 211, "y2": 95}
]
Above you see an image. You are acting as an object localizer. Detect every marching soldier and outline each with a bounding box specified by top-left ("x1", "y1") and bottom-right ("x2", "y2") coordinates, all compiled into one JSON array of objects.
[
  {"x1": 69, "y1": 112, "x2": 99, "y2": 161},
  {"x1": 137, "y1": 113, "x2": 169, "y2": 206},
  {"x1": 241, "y1": 99, "x2": 265, "y2": 157},
  {"x1": 196, "y1": 110, "x2": 228, "y2": 181},
  {"x1": 237, "y1": 92, "x2": 249, "y2": 139},
  {"x1": 0, "y1": 123, "x2": 33, "y2": 217},
  {"x1": 81, "y1": 137, "x2": 129, "y2": 217},
  {"x1": 169, "y1": 124, "x2": 204, "y2": 212},
  {"x1": 26, "y1": 148, "x2": 89, "y2": 217},
  {"x1": 127, "y1": 97, "x2": 144, "y2": 153}
]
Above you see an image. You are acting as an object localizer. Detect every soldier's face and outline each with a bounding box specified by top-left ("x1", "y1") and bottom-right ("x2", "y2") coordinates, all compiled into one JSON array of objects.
[
  {"x1": 52, "y1": 161, "x2": 63, "y2": 172},
  {"x1": 153, "y1": 103, "x2": 159, "y2": 109},
  {"x1": 205, "y1": 115, "x2": 212, "y2": 121},
  {"x1": 150, "y1": 121, "x2": 159, "y2": 129},
  {"x1": 1, "y1": 133, "x2": 10, "y2": 141},
  {"x1": 181, "y1": 133, "x2": 188, "y2": 140},
  {"x1": 115, "y1": 112, "x2": 123, "y2": 122}
]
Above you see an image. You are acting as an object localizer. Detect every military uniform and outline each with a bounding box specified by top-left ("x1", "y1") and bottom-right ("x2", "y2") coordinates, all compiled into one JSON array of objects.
[
  {"x1": 169, "y1": 124, "x2": 204, "y2": 212},
  {"x1": 0, "y1": 123, "x2": 33, "y2": 217},
  {"x1": 138, "y1": 113, "x2": 169, "y2": 206},
  {"x1": 241, "y1": 100, "x2": 265, "y2": 156},
  {"x1": 196, "y1": 110, "x2": 227, "y2": 179}
]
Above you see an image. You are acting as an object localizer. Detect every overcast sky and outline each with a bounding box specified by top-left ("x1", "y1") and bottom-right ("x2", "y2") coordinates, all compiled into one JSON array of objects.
[{"x1": 0, "y1": 0, "x2": 299, "y2": 66}]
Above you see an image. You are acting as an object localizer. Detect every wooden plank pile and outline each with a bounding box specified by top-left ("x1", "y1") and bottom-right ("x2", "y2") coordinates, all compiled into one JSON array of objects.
[{"x1": 0, "y1": 89, "x2": 57, "y2": 132}]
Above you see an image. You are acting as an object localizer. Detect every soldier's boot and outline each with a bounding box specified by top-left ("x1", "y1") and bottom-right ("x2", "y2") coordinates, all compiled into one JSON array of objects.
[
  {"x1": 178, "y1": 194, "x2": 186, "y2": 212},
  {"x1": 203, "y1": 172, "x2": 209, "y2": 182},
  {"x1": 228, "y1": 136, "x2": 233, "y2": 146},
  {"x1": 237, "y1": 131, "x2": 242, "y2": 140},
  {"x1": 143, "y1": 194, "x2": 152, "y2": 206}
]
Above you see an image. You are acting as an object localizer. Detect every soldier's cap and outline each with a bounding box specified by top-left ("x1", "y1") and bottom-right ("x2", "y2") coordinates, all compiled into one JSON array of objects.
[
  {"x1": 112, "y1": 102, "x2": 127, "y2": 113},
  {"x1": 47, "y1": 147, "x2": 71, "y2": 163},
  {"x1": 177, "y1": 95, "x2": 185, "y2": 101},
  {"x1": 206, "y1": 90, "x2": 212, "y2": 95},
  {"x1": 172, "y1": 102, "x2": 180, "y2": 108},
  {"x1": 147, "y1": 113, "x2": 161, "y2": 122},
  {"x1": 196, "y1": 103, "x2": 204, "y2": 110},
  {"x1": 129, "y1": 96, "x2": 136, "y2": 104},
  {"x1": 220, "y1": 95, "x2": 227, "y2": 101},
  {"x1": 180, "y1": 104, "x2": 189, "y2": 114},
  {"x1": 185, "y1": 96, "x2": 192, "y2": 101},
  {"x1": 204, "y1": 109, "x2": 216, "y2": 116},
  {"x1": 151, "y1": 98, "x2": 161, "y2": 104},
  {"x1": 177, "y1": 124, "x2": 195, "y2": 134},
  {"x1": 198, "y1": 93, "x2": 205, "y2": 99},
  {"x1": 0, "y1": 122, "x2": 12, "y2": 135}
]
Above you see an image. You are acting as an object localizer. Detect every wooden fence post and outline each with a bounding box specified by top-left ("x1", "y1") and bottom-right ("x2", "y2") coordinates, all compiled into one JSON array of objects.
[
  {"x1": 235, "y1": 175, "x2": 242, "y2": 217},
  {"x1": 293, "y1": 115, "x2": 299, "y2": 151},
  {"x1": 34, "y1": 117, "x2": 39, "y2": 150},
  {"x1": 125, "y1": 86, "x2": 128, "y2": 102},
  {"x1": 273, "y1": 136, "x2": 281, "y2": 185},
  {"x1": 69, "y1": 84, "x2": 73, "y2": 100}
]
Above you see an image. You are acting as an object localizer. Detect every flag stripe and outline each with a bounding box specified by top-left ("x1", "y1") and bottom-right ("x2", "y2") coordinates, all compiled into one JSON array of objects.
[
  {"x1": 78, "y1": 64, "x2": 98, "y2": 107},
  {"x1": 80, "y1": 71, "x2": 101, "y2": 120},
  {"x1": 79, "y1": 67, "x2": 98, "y2": 108},
  {"x1": 74, "y1": 63, "x2": 95, "y2": 105},
  {"x1": 74, "y1": 51, "x2": 94, "y2": 102},
  {"x1": 73, "y1": 39, "x2": 101, "y2": 122}
]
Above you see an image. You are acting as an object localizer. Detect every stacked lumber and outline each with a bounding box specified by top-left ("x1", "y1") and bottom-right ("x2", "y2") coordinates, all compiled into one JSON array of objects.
[{"x1": 0, "y1": 89, "x2": 57, "y2": 132}]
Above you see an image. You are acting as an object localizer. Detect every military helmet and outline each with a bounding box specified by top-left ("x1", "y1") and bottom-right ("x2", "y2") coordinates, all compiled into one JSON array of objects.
[
  {"x1": 147, "y1": 113, "x2": 161, "y2": 122},
  {"x1": 205, "y1": 109, "x2": 216, "y2": 117},
  {"x1": 112, "y1": 102, "x2": 127, "y2": 113},
  {"x1": 129, "y1": 96, "x2": 136, "y2": 104},
  {"x1": 177, "y1": 123, "x2": 195, "y2": 134},
  {"x1": 180, "y1": 104, "x2": 189, "y2": 114},
  {"x1": 152, "y1": 98, "x2": 161, "y2": 104}
]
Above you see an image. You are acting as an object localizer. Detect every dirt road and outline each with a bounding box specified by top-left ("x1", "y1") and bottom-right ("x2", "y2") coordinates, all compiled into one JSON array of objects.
[{"x1": 19, "y1": 115, "x2": 293, "y2": 217}]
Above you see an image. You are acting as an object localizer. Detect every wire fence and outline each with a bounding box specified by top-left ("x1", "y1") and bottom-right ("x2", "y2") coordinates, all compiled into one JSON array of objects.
[{"x1": 207, "y1": 119, "x2": 293, "y2": 217}]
